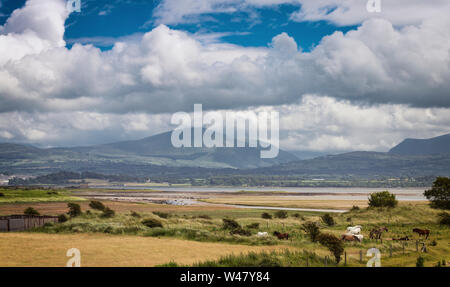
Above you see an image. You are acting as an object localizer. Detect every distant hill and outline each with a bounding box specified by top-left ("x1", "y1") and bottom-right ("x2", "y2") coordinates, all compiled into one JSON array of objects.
[
  {"x1": 249, "y1": 151, "x2": 450, "y2": 177},
  {"x1": 0, "y1": 130, "x2": 296, "y2": 173},
  {"x1": 389, "y1": 134, "x2": 450, "y2": 156}
]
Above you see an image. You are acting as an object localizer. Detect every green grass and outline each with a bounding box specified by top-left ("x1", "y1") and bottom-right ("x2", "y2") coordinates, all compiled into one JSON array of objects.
[
  {"x1": 0, "y1": 188, "x2": 85, "y2": 204},
  {"x1": 159, "y1": 250, "x2": 324, "y2": 267}
]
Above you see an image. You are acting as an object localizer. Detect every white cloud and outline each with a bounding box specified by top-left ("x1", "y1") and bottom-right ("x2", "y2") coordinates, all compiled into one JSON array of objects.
[{"x1": 0, "y1": 0, "x2": 449, "y2": 151}]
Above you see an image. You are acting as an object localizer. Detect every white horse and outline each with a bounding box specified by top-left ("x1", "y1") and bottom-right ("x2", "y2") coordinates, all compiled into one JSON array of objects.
[
  {"x1": 353, "y1": 234, "x2": 364, "y2": 242},
  {"x1": 346, "y1": 225, "x2": 362, "y2": 235},
  {"x1": 257, "y1": 232, "x2": 268, "y2": 237}
]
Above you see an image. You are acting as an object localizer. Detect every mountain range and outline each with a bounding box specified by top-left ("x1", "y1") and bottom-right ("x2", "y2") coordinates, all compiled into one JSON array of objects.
[{"x1": 1, "y1": 132, "x2": 449, "y2": 179}]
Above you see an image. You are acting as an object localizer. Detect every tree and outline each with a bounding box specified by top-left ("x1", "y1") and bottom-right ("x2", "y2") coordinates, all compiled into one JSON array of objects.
[
  {"x1": 424, "y1": 177, "x2": 450, "y2": 209},
  {"x1": 24, "y1": 207, "x2": 40, "y2": 216},
  {"x1": 318, "y1": 233, "x2": 344, "y2": 264},
  {"x1": 67, "y1": 202, "x2": 82, "y2": 217},
  {"x1": 301, "y1": 222, "x2": 320, "y2": 242},
  {"x1": 368, "y1": 191, "x2": 398, "y2": 208}
]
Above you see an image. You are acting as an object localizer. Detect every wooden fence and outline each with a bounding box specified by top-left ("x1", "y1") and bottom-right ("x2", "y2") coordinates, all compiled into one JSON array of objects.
[{"x1": 0, "y1": 215, "x2": 58, "y2": 232}]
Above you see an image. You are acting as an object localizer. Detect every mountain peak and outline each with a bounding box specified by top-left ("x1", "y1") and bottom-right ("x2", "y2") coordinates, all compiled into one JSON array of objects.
[{"x1": 389, "y1": 133, "x2": 450, "y2": 156}]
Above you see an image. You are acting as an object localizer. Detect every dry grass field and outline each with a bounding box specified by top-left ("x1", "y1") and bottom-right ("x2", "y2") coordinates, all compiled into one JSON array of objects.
[{"x1": 0, "y1": 233, "x2": 290, "y2": 267}]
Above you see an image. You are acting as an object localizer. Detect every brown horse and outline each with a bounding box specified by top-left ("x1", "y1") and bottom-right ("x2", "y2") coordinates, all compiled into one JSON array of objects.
[
  {"x1": 369, "y1": 227, "x2": 388, "y2": 240},
  {"x1": 413, "y1": 228, "x2": 430, "y2": 239},
  {"x1": 341, "y1": 234, "x2": 359, "y2": 242},
  {"x1": 273, "y1": 231, "x2": 289, "y2": 240}
]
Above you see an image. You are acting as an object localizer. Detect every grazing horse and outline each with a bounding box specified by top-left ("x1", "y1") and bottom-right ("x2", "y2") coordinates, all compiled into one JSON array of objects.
[
  {"x1": 353, "y1": 234, "x2": 364, "y2": 242},
  {"x1": 369, "y1": 227, "x2": 388, "y2": 240},
  {"x1": 341, "y1": 234, "x2": 359, "y2": 242},
  {"x1": 273, "y1": 231, "x2": 289, "y2": 240},
  {"x1": 346, "y1": 225, "x2": 362, "y2": 235},
  {"x1": 413, "y1": 228, "x2": 430, "y2": 239}
]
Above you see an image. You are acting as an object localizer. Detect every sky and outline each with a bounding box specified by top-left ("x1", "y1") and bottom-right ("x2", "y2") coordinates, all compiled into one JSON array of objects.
[{"x1": 0, "y1": 0, "x2": 449, "y2": 153}]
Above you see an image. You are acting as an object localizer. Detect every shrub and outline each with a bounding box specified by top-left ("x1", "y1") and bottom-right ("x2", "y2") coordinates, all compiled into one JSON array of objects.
[
  {"x1": 24, "y1": 207, "x2": 40, "y2": 216},
  {"x1": 153, "y1": 211, "x2": 170, "y2": 219},
  {"x1": 261, "y1": 212, "x2": 272, "y2": 219},
  {"x1": 318, "y1": 233, "x2": 344, "y2": 264},
  {"x1": 350, "y1": 205, "x2": 360, "y2": 211},
  {"x1": 274, "y1": 210, "x2": 288, "y2": 219},
  {"x1": 438, "y1": 212, "x2": 450, "y2": 226},
  {"x1": 89, "y1": 200, "x2": 105, "y2": 211},
  {"x1": 222, "y1": 218, "x2": 240, "y2": 230},
  {"x1": 67, "y1": 203, "x2": 82, "y2": 217},
  {"x1": 131, "y1": 211, "x2": 141, "y2": 218},
  {"x1": 424, "y1": 177, "x2": 450, "y2": 210},
  {"x1": 416, "y1": 256, "x2": 425, "y2": 267},
  {"x1": 301, "y1": 222, "x2": 320, "y2": 242},
  {"x1": 0, "y1": 192, "x2": 5, "y2": 197},
  {"x1": 246, "y1": 223, "x2": 260, "y2": 229},
  {"x1": 430, "y1": 240, "x2": 437, "y2": 246},
  {"x1": 142, "y1": 218, "x2": 163, "y2": 228},
  {"x1": 58, "y1": 214, "x2": 68, "y2": 223},
  {"x1": 230, "y1": 228, "x2": 251, "y2": 236},
  {"x1": 101, "y1": 207, "x2": 115, "y2": 218},
  {"x1": 368, "y1": 191, "x2": 398, "y2": 208},
  {"x1": 321, "y1": 213, "x2": 335, "y2": 226},
  {"x1": 197, "y1": 214, "x2": 212, "y2": 220}
]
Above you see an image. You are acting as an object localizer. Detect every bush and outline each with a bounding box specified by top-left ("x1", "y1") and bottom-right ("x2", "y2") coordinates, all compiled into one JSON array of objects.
[
  {"x1": 274, "y1": 210, "x2": 288, "y2": 219},
  {"x1": 58, "y1": 214, "x2": 68, "y2": 223},
  {"x1": 301, "y1": 222, "x2": 320, "y2": 242},
  {"x1": 142, "y1": 218, "x2": 163, "y2": 228},
  {"x1": 318, "y1": 233, "x2": 344, "y2": 264},
  {"x1": 230, "y1": 228, "x2": 251, "y2": 236},
  {"x1": 89, "y1": 200, "x2": 105, "y2": 211},
  {"x1": 131, "y1": 211, "x2": 141, "y2": 218},
  {"x1": 368, "y1": 191, "x2": 398, "y2": 208},
  {"x1": 416, "y1": 256, "x2": 425, "y2": 267},
  {"x1": 24, "y1": 207, "x2": 40, "y2": 216},
  {"x1": 101, "y1": 207, "x2": 115, "y2": 218},
  {"x1": 246, "y1": 223, "x2": 260, "y2": 229},
  {"x1": 438, "y1": 212, "x2": 450, "y2": 226},
  {"x1": 67, "y1": 203, "x2": 82, "y2": 217},
  {"x1": 0, "y1": 192, "x2": 4, "y2": 197},
  {"x1": 222, "y1": 218, "x2": 241, "y2": 230},
  {"x1": 197, "y1": 215, "x2": 212, "y2": 220},
  {"x1": 350, "y1": 205, "x2": 360, "y2": 211},
  {"x1": 153, "y1": 211, "x2": 170, "y2": 219},
  {"x1": 424, "y1": 177, "x2": 450, "y2": 209},
  {"x1": 321, "y1": 213, "x2": 335, "y2": 226},
  {"x1": 261, "y1": 212, "x2": 272, "y2": 219}
]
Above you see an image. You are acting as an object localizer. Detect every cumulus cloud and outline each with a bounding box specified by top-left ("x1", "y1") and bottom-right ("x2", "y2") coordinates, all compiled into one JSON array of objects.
[
  {"x1": 153, "y1": 0, "x2": 450, "y2": 27},
  {"x1": 0, "y1": 0, "x2": 449, "y2": 151}
]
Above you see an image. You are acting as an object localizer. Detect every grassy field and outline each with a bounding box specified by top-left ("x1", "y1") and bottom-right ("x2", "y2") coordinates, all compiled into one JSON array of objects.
[
  {"x1": 0, "y1": 188, "x2": 84, "y2": 204},
  {"x1": 0, "y1": 233, "x2": 289, "y2": 267},
  {"x1": 200, "y1": 196, "x2": 371, "y2": 210},
  {"x1": 0, "y1": 188, "x2": 448, "y2": 267}
]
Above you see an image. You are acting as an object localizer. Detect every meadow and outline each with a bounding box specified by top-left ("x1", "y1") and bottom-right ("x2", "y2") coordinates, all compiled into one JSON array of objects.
[{"x1": 0, "y1": 187, "x2": 448, "y2": 267}]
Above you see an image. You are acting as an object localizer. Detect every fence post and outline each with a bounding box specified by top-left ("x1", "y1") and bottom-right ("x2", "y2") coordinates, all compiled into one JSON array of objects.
[
  {"x1": 359, "y1": 250, "x2": 363, "y2": 263},
  {"x1": 344, "y1": 252, "x2": 347, "y2": 266},
  {"x1": 390, "y1": 245, "x2": 392, "y2": 257},
  {"x1": 324, "y1": 256, "x2": 327, "y2": 267},
  {"x1": 306, "y1": 256, "x2": 309, "y2": 267},
  {"x1": 416, "y1": 240, "x2": 419, "y2": 252},
  {"x1": 403, "y1": 242, "x2": 405, "y2": 254}
]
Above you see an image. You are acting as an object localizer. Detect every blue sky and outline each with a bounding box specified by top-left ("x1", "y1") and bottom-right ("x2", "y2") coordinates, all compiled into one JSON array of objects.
[{"x1": 1, "y1": 0, "x2": 355, "y2": 51}]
